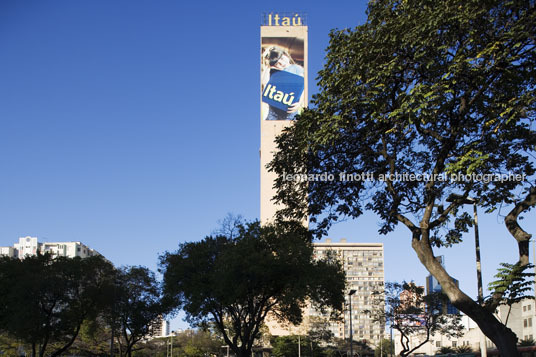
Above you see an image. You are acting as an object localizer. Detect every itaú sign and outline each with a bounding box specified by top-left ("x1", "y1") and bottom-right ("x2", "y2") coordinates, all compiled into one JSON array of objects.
[{"x1": 263, "y1": 13, "x2": 305, "y2": 26}]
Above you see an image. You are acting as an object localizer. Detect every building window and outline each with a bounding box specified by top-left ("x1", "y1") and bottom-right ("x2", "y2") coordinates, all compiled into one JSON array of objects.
[
  {"x1": 452, "y1": 341, "x2": 457, "y2": 347},
  {"x1": 529, "y1": 305, "x2": 532, "y2": 311},
  {"x1": 529, "y1": 318, "x2": 532, "y2": 327},
  {"x1": 524, "y1": 306, "x2": 527, "y2": 312},
  {"x1": 436, "y1": 341, "x2": 441, "y2": 347},
  {"x1": 524, "y1": 319, "x2": 528, "y2": 328}
]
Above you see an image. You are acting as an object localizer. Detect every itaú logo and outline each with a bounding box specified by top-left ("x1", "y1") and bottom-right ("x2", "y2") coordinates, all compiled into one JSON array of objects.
[{"x1": 266, "y1": 13, "x2": 303, "y2": 26}]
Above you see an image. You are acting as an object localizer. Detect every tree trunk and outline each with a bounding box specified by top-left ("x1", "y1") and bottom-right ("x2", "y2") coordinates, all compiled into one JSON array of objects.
[
  {"x1": 232, "y1": 346, "x2": 252, "y2": 357},
  {"x1": 412, "y1": 235, "x2": 520, "y2": 356}
]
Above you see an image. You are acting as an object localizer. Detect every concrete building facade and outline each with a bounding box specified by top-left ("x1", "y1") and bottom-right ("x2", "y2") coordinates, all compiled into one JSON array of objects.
[
  {"x1": 260, "y1": 13, "x2": 308, "y2": 224},
  {"x1": 311, "y1": 239, "x2": 385, "y2": 347},
  {"x1": 148, "y1": 316, "x2": 171, "y2": 338}
]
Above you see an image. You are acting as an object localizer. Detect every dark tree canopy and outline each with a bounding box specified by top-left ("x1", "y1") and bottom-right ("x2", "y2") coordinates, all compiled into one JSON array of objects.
[
  {"x1": 269, "y1": 0, "x2": 535, "y2": 355},
  {"x1": 109, "y1": 266, "x2": 168, "y2": 357},
  {"x1": 0, "y1": 254, "x2": 115, "y2": 357},
  {"x1": 160, "y1": 220, "x2": 346, "y2": 357}
]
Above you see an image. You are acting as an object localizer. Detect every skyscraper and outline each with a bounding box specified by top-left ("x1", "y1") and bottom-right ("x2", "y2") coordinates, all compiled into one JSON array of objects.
[
  {"x1": 260, "y1": 12, "x2": 308, "y2": 224},
  {"x1": 311, "y1": 239, "x2": 385, "y2": 346},
  {"x1": 425, "y1": 256, "x2": 459, "y2": 315}
]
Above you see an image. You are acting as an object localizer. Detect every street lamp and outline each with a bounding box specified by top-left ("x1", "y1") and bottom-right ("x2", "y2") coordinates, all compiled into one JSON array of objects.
[
  {"x1": 167, "y1": 330, "x2": 175, "y2": 357},
  {"x1": 349, "y1": 289, "x2": 357, "y2": 357},
  {"x1": 446, "y1": 193, "x2": 486, "y2": 357}
]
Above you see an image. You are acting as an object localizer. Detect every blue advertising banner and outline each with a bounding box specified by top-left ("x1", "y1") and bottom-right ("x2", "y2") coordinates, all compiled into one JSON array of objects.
[{"x1": 262, "y1": 70, "x2": 304, "y2": 111}]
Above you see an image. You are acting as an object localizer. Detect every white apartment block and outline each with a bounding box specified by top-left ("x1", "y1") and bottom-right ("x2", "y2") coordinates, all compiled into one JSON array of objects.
[
  {"x1": 311, "y1": 239, "x2": 385, "y2": 347},
  {"x1": 0, "y1": 236, "x2": 100, "y2": 259},
  {"x1": 148, "y1": 316, "x2": 171, "y2": 338},
  {"x1": 394, "y1": 299, "x2": 536, "y2": 355}
]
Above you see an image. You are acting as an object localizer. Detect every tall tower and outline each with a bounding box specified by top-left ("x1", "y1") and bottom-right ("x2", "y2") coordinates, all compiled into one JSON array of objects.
[{"x1": 260, "y1": 13, "x2": 308, "y2": 223}]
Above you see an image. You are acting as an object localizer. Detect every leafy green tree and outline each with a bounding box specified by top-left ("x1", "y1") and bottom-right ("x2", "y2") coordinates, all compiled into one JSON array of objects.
[
  {"x1": 271, "y1": 335, "x2": 328, "y2": 357},
  {"x1": 160, "y1": 219, "x2": 346, "y2": 357},
  {"x1": 0, "y1": 333, "x2": 21, "y2": 356},
  {"x1": 130, "y1": 337, "x2": 167, "y2": 357},
  {"x1": 307, "y1": 316, "x2": 336, "y2": 346},
  {"x1": 374, "y1": 338, "x2": 394, "y2": 357},
  {"x1": 109, "y1": 266, "x2": 168, "y2": 357},
  {"x1": 269, "y1": 0, "x2": 535, "y2": 355},
  {"x1": 366, "y1": 282, "x2": 463, "y2": 356},
  {"x1": 488, "y1": 263, "x2": 535, "y2": 325},
  {"x1": 171, "y1": 329, "x2": 223, "y2": 357},
  {"x1": 68, "y1": 318, "x2": 113, "y2": 356},
  {"x1": 0, "y1": 254, "x2": 115, "y2": 357}
]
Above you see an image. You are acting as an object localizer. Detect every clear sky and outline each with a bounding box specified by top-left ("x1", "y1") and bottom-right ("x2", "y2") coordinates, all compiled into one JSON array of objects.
[{"x1": 1, "y1": 0, "x2": 534, "y2": 331}]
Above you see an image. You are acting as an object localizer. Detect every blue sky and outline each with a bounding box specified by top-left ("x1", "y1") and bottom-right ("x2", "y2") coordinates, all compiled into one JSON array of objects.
[{"x1": 1, "y1": 1, "x2": 534, "y2": 330}]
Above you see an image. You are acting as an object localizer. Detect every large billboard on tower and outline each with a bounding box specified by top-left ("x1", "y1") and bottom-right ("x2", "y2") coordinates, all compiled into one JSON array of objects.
[
  {"x1": 260, "y1": 13, "x2": 307, "y2": 223},
  {"x1": 261, "y1": 37, "x2": 305, "y2": 120}
]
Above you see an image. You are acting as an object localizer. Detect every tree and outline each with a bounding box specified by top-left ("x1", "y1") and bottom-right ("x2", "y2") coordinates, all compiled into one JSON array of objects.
[
  {"x1": 271, "y1": 335, "x2": 312, "y2": 357},
  {"x1": 366, "y1": 282, "x2": 463, "y2": 356},
  {"x1": 109, "y1": 266, "x2": 168, "y2": 357},
  {"x1": 69, "y1": 318, "x2": 114, "y2": 356},
  {"x1": 160, "y1": 220, "x2": 346, "y2": 357},
  {"x1": 374, "y1": 338, "x2": 394, "y2": 357},
  {"x1": 269, "y1": 0, "x2": 535, "y2": 354},
  {"x1": 307, "y1": 316, "x2": 336, "y2": 346},
  {"x1": 0, "y1": 254, "x2": 115, "y2": 357},
  {"x1": 171, "y1": 329, "x2": 223, "y2": 357}
]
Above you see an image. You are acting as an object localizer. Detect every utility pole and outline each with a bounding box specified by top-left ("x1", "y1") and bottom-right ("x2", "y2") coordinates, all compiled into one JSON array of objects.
[{"x1": 349, "y1": 289, "x2": 356, "y2": 357}]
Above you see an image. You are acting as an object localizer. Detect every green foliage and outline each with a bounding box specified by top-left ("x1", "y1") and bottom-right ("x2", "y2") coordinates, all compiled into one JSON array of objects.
[
  {"x1": 271, "y1": 0, "x2": 535, "y2": 238},
  {"x1": 160, "y1": 219, "x2": 346, "y2": 357},
  {"x1": 0, "y1": 333, "x2": 21, "y2": 356},
  {"x1": 68, "y1": 318, "x2": 112, "y2": 356},
  {"x1": 128, "y1": 329, "x2": 223, "y2": 357},
  {"x1": 488, "y1": 263, "x2": 535, "y2": 307},
  {"x1": 307, "y1": 316, "x2": 335, "y2": 345},
  {"x1": 374, "y1": 338, "x2": 394, "y2": 357},
  {"x1": 173, "y1": 329, "x2": 223, "y2": 357},
  {"x1": 0, "y1": 254, "x2": 115, "y2": 357},
  {"x1": 269, "y1": 0, "x2": 535, "y2": 354},
  {"x1": 271, "y1": 335, "x2": 325, "y2": 357},
  {"x1": 110, "y1": 266, "x2": 169, "y2": 357}
]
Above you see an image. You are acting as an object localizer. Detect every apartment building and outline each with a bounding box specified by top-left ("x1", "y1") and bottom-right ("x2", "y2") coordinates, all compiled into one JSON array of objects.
[
  {"x1": 310, "y1": 239, "x2": 385, "y2": 347},
  {"x1": 0, "y1": 236, "x2": 100, "y2": 259}
]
